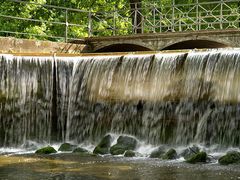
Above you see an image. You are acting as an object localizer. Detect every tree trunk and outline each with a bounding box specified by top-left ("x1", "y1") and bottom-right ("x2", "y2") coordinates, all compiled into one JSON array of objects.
[{"x1": 129, "y1": 0, "x2": 142, "y2": 33}]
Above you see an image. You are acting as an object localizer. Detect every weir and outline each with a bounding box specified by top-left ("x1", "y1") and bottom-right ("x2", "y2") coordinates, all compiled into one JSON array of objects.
[{"x1": 0, "y1": 49, "x2": 239, "y2": 148}]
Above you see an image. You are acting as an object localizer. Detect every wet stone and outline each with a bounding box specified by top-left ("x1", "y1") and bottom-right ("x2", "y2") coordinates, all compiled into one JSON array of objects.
[
  {"x1": 218, "y1": 151, "x2": 240, "y2": 165},
  {"x1": 72, "y1": 147, "x2": 88, "y2": 153},
  {"x1": 149, "y1": 146, "x2": 166, "y2": 158},
  {"x1": 93, "y1": 134, "x2": 113, "y2": 155},
  {"x1": 35, "y1": 146, "x2": 57, "y2": 154},
  {"x1": 162, "y1": 148, "x2": 177, "y2": 160},
  {"x1": 58, "y1": 143, "x2": 77, "y2": 152},
  {"x1": 180, "y1": 145, "x2": 200, "y2": 160},
  {"x1": 186, "y1": 151, "x2": 207, "y2": 164},
  {"x1": 110, "y1": 135, "x2": 137, "y2": 155},
  {"x1": 124, "y1": 150, "x2": 135, "y2": 157}
]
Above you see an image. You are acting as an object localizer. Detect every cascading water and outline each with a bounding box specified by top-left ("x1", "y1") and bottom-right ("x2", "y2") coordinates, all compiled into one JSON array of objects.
[
  {"x1": 0, "y1": 49, "x2": 239, "y2": 148},
  {"x1": 0, "y1": 55, "x2": 53, "y2": 146}
]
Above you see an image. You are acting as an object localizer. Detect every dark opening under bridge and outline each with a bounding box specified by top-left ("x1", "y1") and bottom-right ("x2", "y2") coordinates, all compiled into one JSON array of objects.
[{"x1": 0, "y1": 0, "x2": 240, "y2": 53}]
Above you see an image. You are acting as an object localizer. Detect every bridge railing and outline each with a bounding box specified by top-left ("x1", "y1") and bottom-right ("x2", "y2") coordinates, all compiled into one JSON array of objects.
[
  {"x1": 143, "y1": 0, "x2": 240, "y2": 33},
  {"x1": 90, "y1": 0, "x2": 240, "y2": 35},
  {"x1": 0, "y1": 0, "x2": 239, "y2": 42}
]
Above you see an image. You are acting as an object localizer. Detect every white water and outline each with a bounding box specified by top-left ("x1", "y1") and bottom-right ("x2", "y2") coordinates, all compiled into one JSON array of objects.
[{"x1": 0, "y1": 49, "x2": 240, "y2": 149}]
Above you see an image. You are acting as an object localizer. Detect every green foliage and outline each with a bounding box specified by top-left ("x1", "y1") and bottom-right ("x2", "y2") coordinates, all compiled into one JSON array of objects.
[{"x1": 0, "y1": 0, "x2": 239, "y2": 41}]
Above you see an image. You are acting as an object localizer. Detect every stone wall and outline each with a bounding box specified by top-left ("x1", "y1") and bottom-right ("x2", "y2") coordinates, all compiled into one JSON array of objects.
[{"x1": 0, "y1": 37, "x2": 86, "y2": 54}]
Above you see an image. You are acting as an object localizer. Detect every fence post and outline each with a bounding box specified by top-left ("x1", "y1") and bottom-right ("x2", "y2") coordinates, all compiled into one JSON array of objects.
[
  {"x1": 196, "y1": 0, "x2": 199, "y2": 31},
  {"x1": 65, "y1": 9, "x2": 68, "y2": 43},
  {"x1": 88, "y1": 10, "x2": 92, "y2": 37},
  {"x1": 172, "y1": 0, "x2": 175, "y2": 32},
  {"x1": 153, "y1": 3, "x2": 156, "y2": 33},
  {"x1": 113, "y1": 5, "x2": 116, "y2": 36},
  {"x1": 134, "y1": 3, "x2": 138, "y2": 34},
  {"x1": 159, "y1": 1, "x2": 162, "y2": 33},
  {"x1": 220, "y1": 0, "x2": 223, "y2": 29}
]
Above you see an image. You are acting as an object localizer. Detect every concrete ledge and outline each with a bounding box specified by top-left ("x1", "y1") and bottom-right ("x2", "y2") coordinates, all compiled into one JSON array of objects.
[{"x1": 0, "y1": 37, "x2": 86, "y2": 54}]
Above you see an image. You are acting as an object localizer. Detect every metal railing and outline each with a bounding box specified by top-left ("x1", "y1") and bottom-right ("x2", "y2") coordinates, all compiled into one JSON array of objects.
[{"x1": 0, "y1": 0, "x2": 239, "y2": 42}]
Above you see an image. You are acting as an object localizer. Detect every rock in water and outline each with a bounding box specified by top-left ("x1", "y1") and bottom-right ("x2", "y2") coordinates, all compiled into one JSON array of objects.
[
  {"x1": 58, "y1": 143, "x2": 77, "y2": 152},
  {"x1": 162, "y1": 148, "x2": 177, "y2": 160},
  {"x1": 35, "y1": 146, "x2": 57, "y2": 154},
  {"x1": 180, "y1": 145, "x2": 200, "y2": 160},
  {"x1": 218, "y1": 151, "x2": 240, "y2": 165},
  {"x1": 72, "y1": 147, "x2": 88, "y2": 153},
  {"x1": 124, "y1": 150, "x2": 135, "y2": 157},
  {"x1": 149, "y1": 146, "x2": 166, "y2": 158},
  {"x1": 110, "y1": 135, "x2": 137, "y2": 155},
  {"x1": 93, "y1": 134, "x2": 113, "y2": 155},
  {"x1": 186, "y1": 151, "x2": 207, "y2": 164},
  {"x1": 72, "y1": 147, "x2": 96, "y2": 157}
]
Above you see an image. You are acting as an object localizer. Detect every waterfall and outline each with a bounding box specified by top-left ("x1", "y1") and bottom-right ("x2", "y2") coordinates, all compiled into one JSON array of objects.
[
  {"x1": 0, "y1": 49, "x2": 239, "y2": 147},
  {"x1": 0, "y1": 55, "x2": 53, "y2": 146}
]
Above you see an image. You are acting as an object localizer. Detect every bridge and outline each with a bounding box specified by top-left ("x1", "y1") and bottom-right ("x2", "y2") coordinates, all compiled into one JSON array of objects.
[
  {"x1": 0, "y1": 0, "x2": 240, "y2": 53},
  {"x1": 85, "y1": 29, "x2": 240, "y2": 52}
]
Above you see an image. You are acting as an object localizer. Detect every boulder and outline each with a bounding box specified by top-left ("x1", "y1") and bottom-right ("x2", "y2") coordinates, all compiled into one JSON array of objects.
[
  {"x1": 72, "y1": 147, "x2": 96, "y2": 156},
  {"x1": 72, "y1": 147, "x2": 88, "y2": 153},
  {"x1": 149, "y1": 146, "x2": 165, "y2": 158},
  {"x1": 162, "y1": 148, "x2": 177, "y2": 160},
  {"x1": 180, "y1": 145, "x2": 200, "y2": 160},
  {"x1": 124, "y1": 150, "x2": 135, "y2": 157},
  {"x1": 186, "y1": 151, "x2": 207, "y2": 164},
  {"x1": 93, "y1": 134, "x2": 113, "y2": 155},
  {"x1": 35, "y1": 146, "x2": 57, "y2": 154},
  {"x1": 218, "y1": 151, "x2": 240, "y2": 165},
  {"x1": 110, "y1": 135, "x2": 137, "y2": 155},
  {"x1": 58, "y1": 143, "x2": 77, "y2": 152}
]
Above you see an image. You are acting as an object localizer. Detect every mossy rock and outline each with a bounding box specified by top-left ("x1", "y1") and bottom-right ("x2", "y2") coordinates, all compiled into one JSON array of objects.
[
  {"x1": 72, "y1": 147, "x2": 88, "y2": 153},
  {"x1": 162, "y1": 148, "x2": 177, "y2": 160},
  {"x1": 110, "y1": 135, "x2": 137, "y2": 155},
  {"x1": 58, "y1": 143, "x2": 77, "y2": 152},
  {"x1": 35, "y1": 146, "x2": 57, "y2": 154},
  {"x1": 180, "y1": 145, "x2": 200, "y2": 160},
  {"x1": 117, "y1": 136, "x2": 137, "y2": 149},
  {"x1": 218, "y1": 151, "x2": 240, "y2": 165},
  {"x1": 149, "y1": 146, "x2": 165, "y2": 158},
  {"x1": 110, "y1": 146, "x2": 126, "y2": 155},
  {"x1": 93, "y1": 134, "x2": 112, "y2": 155},
  {"x1": 186, "y1": 151, "x2": 207, "y2": 164},
  {"x1": 72, "y1": 147, "x2": 96, "y2": 157},
  {"x1": 124, "y1": 150, "x2": 135, "y2": 157},
  {"x1": 93, "y1": 146, "x2": 109, "y2": 155}
]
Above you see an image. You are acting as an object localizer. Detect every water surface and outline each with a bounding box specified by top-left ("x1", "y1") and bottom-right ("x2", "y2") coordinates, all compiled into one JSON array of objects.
[{"x1": 0, "y1": 153, "x2": 239, "y2": 180}]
